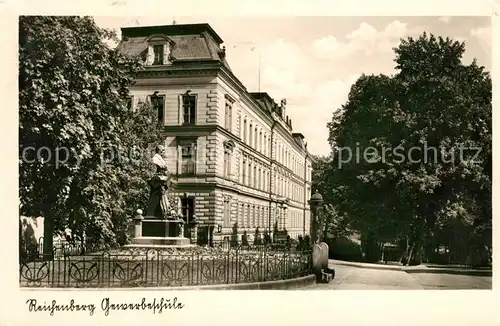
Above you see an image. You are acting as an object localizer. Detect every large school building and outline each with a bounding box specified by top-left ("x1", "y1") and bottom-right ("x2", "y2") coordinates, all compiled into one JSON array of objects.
[{"x1": 117, "y1": 23, "x2": 314, "y2": 244}]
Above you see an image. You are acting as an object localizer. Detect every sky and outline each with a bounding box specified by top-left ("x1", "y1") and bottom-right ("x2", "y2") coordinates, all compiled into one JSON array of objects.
[{"x1": 94, "y1": 16, "x2": 491, "y2": 157}]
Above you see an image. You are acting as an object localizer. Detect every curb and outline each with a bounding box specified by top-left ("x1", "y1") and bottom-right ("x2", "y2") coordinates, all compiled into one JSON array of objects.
[
  {"x1": 403, "y1": 268, "x2": 492, "y2": 277},
  {"x1": 25, "y1": 275, "x2": 317, "y2": 291},
  {"x1": 330, "y1": 260, "x2": 492, "y2": 277},
  {"x1": 165, "y1": 274, "x2": 317, "y2": 290}
]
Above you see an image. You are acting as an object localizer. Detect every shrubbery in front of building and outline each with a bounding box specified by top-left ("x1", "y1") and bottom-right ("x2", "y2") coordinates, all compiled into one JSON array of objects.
[
  {"x1": 263, "y1": 229, "x2": 271, "y2": 245},
  {"x1": 242, "y1": 230, "x2": 249, "y2": 246},
  {"x1": 253, "y1": 227, "x2": 262, "y2": 245},
  {"x1": 230, "y1": 223, "x2": 239, "y2": 247}
]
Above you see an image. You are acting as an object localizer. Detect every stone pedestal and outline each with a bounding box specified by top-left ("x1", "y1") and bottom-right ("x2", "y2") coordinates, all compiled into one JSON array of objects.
[
  {"x1": 129, "y1": 236, "x2": 190, "y2": 247},
  {"x1": 126, "y1": 211, "x2": 192, "y2": 249}
]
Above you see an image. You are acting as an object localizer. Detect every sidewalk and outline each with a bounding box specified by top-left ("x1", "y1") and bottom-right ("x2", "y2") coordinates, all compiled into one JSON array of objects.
[{"x1": 330, "y1": 259, "x2": 492, "y2": 276}]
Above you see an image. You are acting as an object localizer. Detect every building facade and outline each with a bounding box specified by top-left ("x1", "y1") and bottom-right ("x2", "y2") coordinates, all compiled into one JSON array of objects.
[{"x1": 118, "y1": 23, "x2": 313, "y2": 244}]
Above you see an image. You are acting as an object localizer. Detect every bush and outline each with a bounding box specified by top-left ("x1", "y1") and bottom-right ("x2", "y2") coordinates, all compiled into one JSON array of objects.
[
  {"x1": 19, "y1": 218, "x2": 39, "y2": 262},
  {"x1": 253, "y1": 227, "x2": 262, "y2": 245},
  {"x1": 263, "y1": 229, "x2": 271, "y2": 245},
  {"x1": 272, "y1": 220, "x2": 279, "y2": 243},
  {"x1": 242, "y1": 231, "x2": 249, "y2": 246},
  {"x1": 327, "y1": 236, "x2": 364, "y2": 262},
  {"x1": 297, "y1": 235, "x2": 312, "y2": 251},
  {"x1": 230, "y1": 223, "x2": 239, "y2": 247}
]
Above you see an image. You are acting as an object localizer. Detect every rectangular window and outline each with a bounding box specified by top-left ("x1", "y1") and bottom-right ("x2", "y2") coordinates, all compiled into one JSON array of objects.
[
  {"x1": 247, "y1": 161, "x2": 251, "y2": 186},
  {"x1": 254, "y1": 128, "x2": 258, "y2": 149},
  {"x1": 246, "y1": 204, "x2": 251, "y2": 227},
  {"x1": 180, "y1": 142, "x2": 196, "y2": 175},
  {"x1": 253, "y1": 166, "x2": 257, "y2": 189},
  {"x1": 153, "y1": 45, "x2": 164, "y2": 65},
  {"x1": 249, "y1": 125, "x2": 253, "y2": 147},
  {"x1": 252, "y1": 205, "x2": 256, "y2": 227},
  {"x1": 243, "y1": 120, "x2": 247, "y2": 142},
  {"x1": 259, "y1": 132, "x2": 263, "y2": 153},
  {"x1": 223, "y1": 198, "x2": 231, "y2": 227},
  {"x1": 224, "y1": 101, "x2": 232, "y2": 131},
  {"x1": 182, "y1": 94, "x2": 196, "y2": 125},
  {"x1": 240, "y1": 203, "x2": 245, "y2": 227},
  {"x1": 181, "y1": 197, "x2": 194, "y2": 223},
  {"x1": 258, "y1": 167, "x2": 262, "y2": 190},
  {"x1": 242, "y1": 156, "x2": 247, "y2": 185},
  {"x1": 149, "y1": 95, "x2": 165, "y2": 125},
  {"x1": 224, "y1": 151, "x2": 231, "y2": 178}
]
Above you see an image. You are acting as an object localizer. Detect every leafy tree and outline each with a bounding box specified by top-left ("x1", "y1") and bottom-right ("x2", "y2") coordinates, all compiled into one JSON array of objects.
[
  {"x1": 324, "y1": 33, "x2": 491, "y2": 265},
  {"x1": 19, "y1": 16, "x2": 163, "y2": 256}
]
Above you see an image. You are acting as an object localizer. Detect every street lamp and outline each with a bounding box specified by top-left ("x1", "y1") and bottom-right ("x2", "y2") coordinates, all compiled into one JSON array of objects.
[{"x1": 308, "y1": 191, "x2": 324, "y2": 244}]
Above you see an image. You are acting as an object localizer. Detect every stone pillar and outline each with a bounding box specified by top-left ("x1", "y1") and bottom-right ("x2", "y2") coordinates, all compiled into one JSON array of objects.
[
  {"x1": 319, "y1": 242, "x2": 329, "y2": 271},
  {"x1": 134, "y1": 209, "x2": 144, "y2": 238},
  {"x1": 308, "y1": 191, "x2": 323, "y2": 244}
]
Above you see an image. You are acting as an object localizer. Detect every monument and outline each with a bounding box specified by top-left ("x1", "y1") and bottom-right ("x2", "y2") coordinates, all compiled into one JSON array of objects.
[{"x1": 126, "y1": 145, "x2": 191, "y2": 248}]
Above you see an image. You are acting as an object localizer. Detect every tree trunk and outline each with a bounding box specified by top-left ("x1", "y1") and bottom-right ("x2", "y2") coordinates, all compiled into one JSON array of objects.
[
  {"x1": 406, "y1": 243, "x2": 415, "y2": 266},
  {"x1": 42, "y1": 215, "x2": 54, "y2": 260},
  {"x1": 399, "y1": 236, "x2": 410, "y2": 263}
]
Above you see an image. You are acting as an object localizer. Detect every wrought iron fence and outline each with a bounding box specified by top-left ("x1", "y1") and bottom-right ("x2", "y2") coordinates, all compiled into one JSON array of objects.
[
  {"x1": 19, "y1": 244, "x2": 312, "y2": 288},
  {"x1": 20, "y1": 237, "x2": 105, "y2": 262}
]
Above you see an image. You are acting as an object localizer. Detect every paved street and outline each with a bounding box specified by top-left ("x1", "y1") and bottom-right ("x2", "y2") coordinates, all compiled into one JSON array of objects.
[
  {"x1": 301, "y1": 262, "x2": 492, "y2": 290},
  {"x1": 409, "y1": 273, "x2": 492, "y2": 289}
]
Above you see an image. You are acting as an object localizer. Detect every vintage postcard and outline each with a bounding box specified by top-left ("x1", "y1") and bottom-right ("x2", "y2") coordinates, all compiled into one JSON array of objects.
[{"x1": 1, "y1": 1, "x2": 498, "y2": 325}]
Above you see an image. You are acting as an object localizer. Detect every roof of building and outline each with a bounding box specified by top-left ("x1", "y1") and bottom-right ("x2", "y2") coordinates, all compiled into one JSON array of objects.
[
  {"x1": 121, "y1": 23, "x2": 224, "y2": 43},
  {"x1": 117, "y1": 23, "x2": 232, "y2": 71},
  {"x1": 117, "y1": 23, "x2": 314, "y2": 156}
]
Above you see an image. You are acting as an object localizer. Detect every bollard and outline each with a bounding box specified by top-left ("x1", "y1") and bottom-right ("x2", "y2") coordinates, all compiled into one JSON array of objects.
[
  {"x1": 319, "y1": 242, "x2": 329, "y2": 271},
  {"x1": 319, "y1": 242, "x2": 335, "y2": 280},
  {"x1": 312, "y1": 244, "x2": 322, "y2": 282}
]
